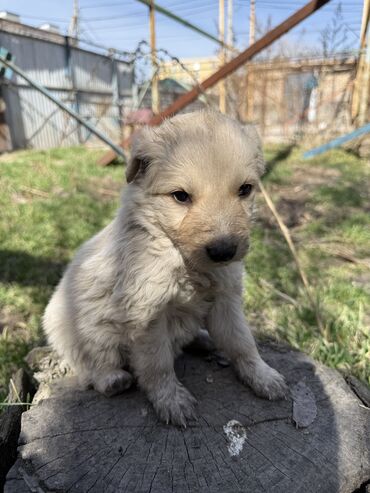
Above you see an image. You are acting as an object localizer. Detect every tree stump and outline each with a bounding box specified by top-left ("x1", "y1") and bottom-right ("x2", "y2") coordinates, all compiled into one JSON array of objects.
[{"x1": 4, "y1": 343, "x2": 370, "y2": 493}]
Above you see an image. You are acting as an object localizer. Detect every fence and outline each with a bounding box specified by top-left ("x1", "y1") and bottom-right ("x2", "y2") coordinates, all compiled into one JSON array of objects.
[
  {"x1": 155, "y1": 53, "x2": 357, "y2": 145},
  {"x1": 230, "y1": 54, "x2": 357, "y2": 143},
  {"x1": 0, "y1": 18, "x2": 135, "y2": 152}
]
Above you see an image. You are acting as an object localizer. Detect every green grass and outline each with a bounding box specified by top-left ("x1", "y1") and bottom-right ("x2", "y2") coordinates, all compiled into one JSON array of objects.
[
  {"x1": 0, "y1": 145, "x2": 369, "y2": 404},
  {"x1": 246, "y1": 145, "x2": 370, "y2": 384},
  {"x1": 0, "y1": 147, "x2": 124, "y2": 401}
]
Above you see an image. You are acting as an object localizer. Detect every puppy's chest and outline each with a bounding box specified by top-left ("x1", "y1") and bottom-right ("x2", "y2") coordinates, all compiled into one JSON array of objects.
[{"x1": 173, "y1": 273, "x2": 217, "y2": 310}]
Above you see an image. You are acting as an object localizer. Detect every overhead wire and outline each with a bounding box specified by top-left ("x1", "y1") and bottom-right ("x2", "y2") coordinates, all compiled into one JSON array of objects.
[{"x1": 15, "y1": 0, "x2": 362, "y2": 63}]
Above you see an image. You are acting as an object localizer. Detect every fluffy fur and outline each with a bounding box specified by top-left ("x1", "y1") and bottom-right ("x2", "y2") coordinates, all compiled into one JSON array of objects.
[{"x1": 43, "y1": 109, "x2": 287, "y2": 426}]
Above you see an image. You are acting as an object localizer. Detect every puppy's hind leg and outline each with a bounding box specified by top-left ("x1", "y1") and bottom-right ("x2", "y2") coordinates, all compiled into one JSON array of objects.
[
  {"x1": 93, "y1": 369, "x2": 133, "y2": 397},
  {"x1": 184, "y1": 328, "x2": 216, "y2": 356},
  {"x1": 73, "y1": 342, "x2": 133, "y2": 397}
]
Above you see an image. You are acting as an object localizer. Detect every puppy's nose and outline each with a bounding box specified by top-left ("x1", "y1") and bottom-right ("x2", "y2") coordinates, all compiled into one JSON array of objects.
[{"x1": 206, "y1": 239, "x2": 237, "y2": 263}]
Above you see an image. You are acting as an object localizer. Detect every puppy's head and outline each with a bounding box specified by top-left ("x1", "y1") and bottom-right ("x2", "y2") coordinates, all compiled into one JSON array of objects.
[{"x1": 126, "y1": 110, "x2": 264, "y2": 270}]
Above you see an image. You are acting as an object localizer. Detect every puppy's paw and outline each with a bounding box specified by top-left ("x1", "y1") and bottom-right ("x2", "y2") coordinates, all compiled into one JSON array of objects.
[
  {"x1": 94, "y1": 369, "x2": 133, "y2": 397},
  {"x1": 239, "y1": 360, "x2": 288, "y2": 400},
  {"x1": 152, "y1": 384, "x2": 197, "y2": 427}
]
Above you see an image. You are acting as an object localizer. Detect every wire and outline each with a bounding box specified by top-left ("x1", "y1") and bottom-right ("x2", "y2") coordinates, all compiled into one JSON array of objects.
[
  {"x1": 80, "y1": 1, "x2": 127, "y2": 8},
  {"x1": 82, "y1": 1, "x2": 217, "y2": 23},
  {"x1": 80, "y1": 0, "x2": 211, "y2": 8},
  {"x1": 82, "y1": 19, "x2": 104, "y2": 42}
]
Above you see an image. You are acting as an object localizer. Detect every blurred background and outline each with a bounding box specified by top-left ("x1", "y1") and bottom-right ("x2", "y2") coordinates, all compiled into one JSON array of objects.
[
  {"x1": 0, "y1": 1, "x2": 369, "y2": 406},
  {"x1": 0, "y1": 0, "x2": 367, "y2": 150}
]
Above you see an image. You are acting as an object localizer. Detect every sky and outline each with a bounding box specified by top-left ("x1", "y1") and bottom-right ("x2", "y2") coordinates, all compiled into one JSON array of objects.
[{"x1": 0, "y1": 0, "x2": 364, "y2": 61}]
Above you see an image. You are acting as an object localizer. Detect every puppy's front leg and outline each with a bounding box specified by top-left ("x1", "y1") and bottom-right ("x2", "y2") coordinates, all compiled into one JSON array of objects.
[
  {"x1": 207, "y1": 294, "x2": 287, "y2": 400},
  {"x1": 131, "y1": 316, "x2": 197, "y2": 426}
]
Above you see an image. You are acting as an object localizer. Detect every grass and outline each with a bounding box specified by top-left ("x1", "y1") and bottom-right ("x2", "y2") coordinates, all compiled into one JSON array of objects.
[
  {"x1": 0, "y1": 147, "x2": 124, "y2": 401},
  {"x1": 0, "y1": 144, "x2": 369, "y2": 403},
  {"x1": 246, "y1": 145, "x2": 370, "y2": 384}
]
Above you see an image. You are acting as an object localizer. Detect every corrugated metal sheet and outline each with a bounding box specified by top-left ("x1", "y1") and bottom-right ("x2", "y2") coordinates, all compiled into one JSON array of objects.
[
  {"x1": 116, "y1": 61, "x2": 134, "y2": 94},
  {"x1": 3, "y1": 86, "x2": 79, "y2": 148},
  {"x1": 0, "y1": 27, "x2": 134, "y2": 150},
  {"x1": 71, "y1": 49, "x2": 113, "y2": 93},
  {"x1": 0, "y1": 32, "x2": 70, "y2": 89},
  {"x1": 78, "y1": 93, "x2": 120, "y2": 145}
]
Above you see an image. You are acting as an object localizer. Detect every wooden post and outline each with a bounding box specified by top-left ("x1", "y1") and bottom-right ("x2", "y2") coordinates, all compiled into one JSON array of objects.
[
  {"x1": 0, "y1": 87, "x2": 11, "y2": 152},
  {"x1": 226, "y1": 0, "x2": 233, "y2": 113},
  {"x1": 112, "y1": 57, "x2": 123, "y2": 143},
  {"x1": 249, "y1": 0, "x2": 256, "y2": 46},
  {"x1": 359, "y1": 13, "x2": 370, "y2": 125},
  {"x1": 227, "y1": 0, "x2": 233, "y2": 50},
  {"x1": 219, "y1": 0, "x2": 226, "y2": 113},
  {"x1": 246, "y1": 66, "x2": 254, "y2": 121},
  {"x1": 246, "y1": 0, "x2": 256, "y2": 122},
  {"x1": 65, "y1": 36, "x2": 82, "y2": 143},
  {"x1": 352, "y1": 0, "x2": 370, "y2": 122},
  {"x1": 68, "y1": 0, "x2": 79, "y2": 47},
  {"x1": 261, "y1": 75, "x2": 267, "y2": 137},
  {"x1": 149, "y1": 0, "x2": 160, "y2": 114}
]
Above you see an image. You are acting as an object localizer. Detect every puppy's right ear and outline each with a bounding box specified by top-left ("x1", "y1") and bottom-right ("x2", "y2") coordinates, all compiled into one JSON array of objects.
[{"x1": 126, "y1": 127, "x2": 154, "y2": 183}]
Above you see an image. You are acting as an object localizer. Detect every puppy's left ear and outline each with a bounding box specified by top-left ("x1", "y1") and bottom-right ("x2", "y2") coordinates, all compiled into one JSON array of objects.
[{"x1": 126, "y1": 127, "x2": 155, "y2": 183}]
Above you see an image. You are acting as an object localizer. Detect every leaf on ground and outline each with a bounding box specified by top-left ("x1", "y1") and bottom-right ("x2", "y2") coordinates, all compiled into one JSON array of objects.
[{"x1": 291, "y1": 380, "x2": 317, "y2": 428}]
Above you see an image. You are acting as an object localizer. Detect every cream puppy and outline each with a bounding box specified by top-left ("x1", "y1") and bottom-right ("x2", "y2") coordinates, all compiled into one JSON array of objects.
[{"x1": 43, "y1": 109, "x2": 287, "y2": 426}]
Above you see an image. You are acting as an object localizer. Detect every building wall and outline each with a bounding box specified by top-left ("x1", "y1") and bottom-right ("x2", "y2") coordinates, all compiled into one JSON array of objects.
[
  {"x1": 241, "y1": 56, "x2": 356, "y2": 143},
  {"x1": 0, "y1": 19, "x2": 134, "y2": 151},
  {"x1": 159, "y1": 56, "x2": 219, "y2": 86},
  {"x1": 159, "y1": 54, "x2": 356, "y2": 144}
]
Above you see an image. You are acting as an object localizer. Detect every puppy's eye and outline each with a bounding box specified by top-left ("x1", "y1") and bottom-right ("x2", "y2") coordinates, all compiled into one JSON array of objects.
[
  {"x1": 238, "y1": 183, "x2": 253, "y2": 198},
  {"x1": 171, "y1": 190, "x2": 191, "y2": 204}
]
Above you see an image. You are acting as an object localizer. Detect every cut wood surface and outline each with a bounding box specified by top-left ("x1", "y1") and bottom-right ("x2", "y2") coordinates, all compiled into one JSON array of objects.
[{"x1": 4, "y1": 343, "x2": 370, "y2": 493}]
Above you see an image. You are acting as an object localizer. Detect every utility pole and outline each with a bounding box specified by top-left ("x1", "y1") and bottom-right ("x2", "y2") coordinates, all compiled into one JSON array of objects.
[
  {"x1": 219, "y1": 0, "x2": 226, "y2": 113},
  {"x1": 69, "y1": 0, "x2": 79, "y2": 45},
  {"x1": 359, "y1": 22, "x2": 370, "y2": 125},
  {"x1": 249, "y1": 0, "x2": 255, "y2": 46},
  {"x1": 354, "y1": 0, "x2": 370, "y2": 125},
  {"x1": 227, "y1": 0, "x2": 233, "y2": 51},
  {"x1": 247, "y1": 0, "x2": 256, "y2": 121},
  {"x1": 149, "y1": 0, "x2": 160, "y2": 114},
  {"x1": 226, "y1": 0, "x2": 233, "y2": 115}
]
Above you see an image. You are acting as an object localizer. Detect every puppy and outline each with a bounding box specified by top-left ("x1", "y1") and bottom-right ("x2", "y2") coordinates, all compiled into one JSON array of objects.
[{"x1": 43, "y1": 109, "x2": 287, "y2": 426}]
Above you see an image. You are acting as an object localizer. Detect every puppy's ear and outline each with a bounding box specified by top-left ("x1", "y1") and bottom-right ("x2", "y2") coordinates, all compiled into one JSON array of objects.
[
  {"x1": 126, "y1": 155, "x2": 151, "y2": 183},
  {"x1": 244, "y1": 124, "x2": 265, "y2": 177},
  {"x1": 125, "y1": 127, "x2": 156, "y2": 183}
]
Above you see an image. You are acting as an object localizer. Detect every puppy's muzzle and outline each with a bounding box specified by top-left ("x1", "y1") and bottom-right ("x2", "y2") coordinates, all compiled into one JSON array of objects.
[{"x1": 205, "y1": 238, "x2": 237, "y2": 263}]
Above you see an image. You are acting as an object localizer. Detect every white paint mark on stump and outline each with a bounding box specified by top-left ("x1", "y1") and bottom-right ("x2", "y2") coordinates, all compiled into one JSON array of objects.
[{"x1": 223, "y1": 420, "x2": 247, "y2": 457}]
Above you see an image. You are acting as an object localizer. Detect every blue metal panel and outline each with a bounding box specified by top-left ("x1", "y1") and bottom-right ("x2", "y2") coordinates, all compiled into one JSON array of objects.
[{"x1": 303, "y1": 123, "x2": 370, "y2": 158}]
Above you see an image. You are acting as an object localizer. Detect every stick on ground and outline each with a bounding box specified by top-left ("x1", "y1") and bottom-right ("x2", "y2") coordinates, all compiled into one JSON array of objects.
[{"x1": 258, "y1": 179, "x2": 325, "y2": 335}]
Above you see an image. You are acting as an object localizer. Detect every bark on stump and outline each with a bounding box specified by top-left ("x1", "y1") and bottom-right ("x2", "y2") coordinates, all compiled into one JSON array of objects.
[{"x1": 4, "y1": 343, "x2": 370, "y2": 493}]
